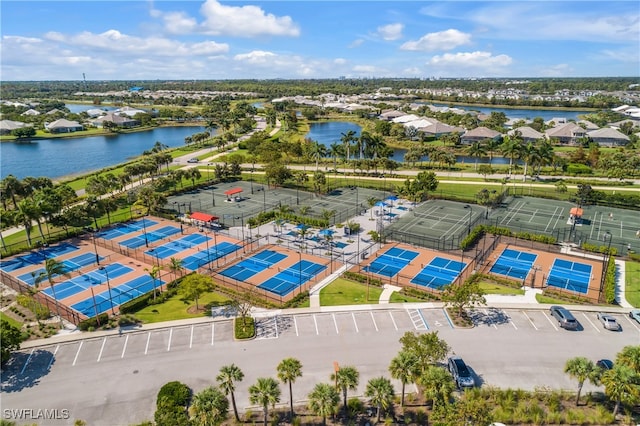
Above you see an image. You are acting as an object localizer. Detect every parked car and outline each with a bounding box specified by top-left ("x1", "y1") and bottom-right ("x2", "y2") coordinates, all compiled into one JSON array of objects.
[
  {"x1": 596, "y1": 359, "x2": 613, "y2": 370},
  {"x1": 187, "y1": 158, "x2": 199, "y2": 163},
  {"x1": 447, "y1": 356, "x2": 474, "y2": 389},
  {"x1": 549, "y1": 306, "x2": 579, "y2": 330},
  {"x1": 596, "y1": 313, "x2": 621, "y2": 331},
  {"x1": 629, "y1": 309, "x2": 640, "y2": 323}
]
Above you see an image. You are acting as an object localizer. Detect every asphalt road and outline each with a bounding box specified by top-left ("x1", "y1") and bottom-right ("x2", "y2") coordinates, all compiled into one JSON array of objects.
[{"x1": 2, "y1": 306, "x2": 638, "y2": 426}]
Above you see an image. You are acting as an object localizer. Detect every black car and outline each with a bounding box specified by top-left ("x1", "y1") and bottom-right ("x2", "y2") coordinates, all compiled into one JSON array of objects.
[
  {"x1": 596, "y1": 359, "x2": 613, "y2": 370},
  {"x1": 448, "y1": 356, "x2": 474, "y2": 389}
]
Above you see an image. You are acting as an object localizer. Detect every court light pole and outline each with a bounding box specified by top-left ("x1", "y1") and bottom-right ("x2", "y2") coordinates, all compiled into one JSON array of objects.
[
  {"x1": 90, "y1": 287, "x2": 101, "y2": 326},
  {"x1": 92, "y1": 230, "x2": 101, "y2": 266},
  {"x1": 464, "y1": 204, "x2": 473, "y2": 235},
  {"x1": 141, "y1": 215, "x2": 149, "y2": 248},
  {"x1": 100, "y1": 266, "x2": 115, "y2": 316},
  {"x1": 599, "y1": 231, "x2": 612, "y2": 302},
  {"x1": 298, "y1": 250, "x2": 302, "y2": 296}
]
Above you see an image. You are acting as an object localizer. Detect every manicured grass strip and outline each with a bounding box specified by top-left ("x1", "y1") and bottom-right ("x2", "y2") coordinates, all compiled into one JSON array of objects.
[
  {"x1": 133, "y1": 291, "x2": 231, "y2": 323},
  {"x1": 389, "y1": 292, "x2": 425, "y2": 303},
  {"x1": 319, "y1": 278, "x2": 382, "y2": 306},
  {"x1": 535, "y1": 294, "x2": 577, "y2": 305},
  {"x1": 624, "y1": 261, "x2": 640, "y2": 308},
  {"x1": 479, "y1": 282, "x2": 525, "y2": 295},
  {"x1": 0, "y1": 311, "x2": 23, "y2": 329}
]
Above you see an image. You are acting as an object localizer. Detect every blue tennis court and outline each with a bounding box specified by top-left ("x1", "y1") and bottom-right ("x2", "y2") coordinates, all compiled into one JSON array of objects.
[
  {"x1": 546, "y1": 259, "x2": 592, "y2": 294},
  {"x1": 119, "y1": 226, "x2": 180, "y2": 249},
  {"x1": 145, "y1": 233, "x2": 211, "y2": 259},
  {"x1": 41, "y1": 263, "x2": 133, "y2": 300},
  {"x1": 364, "y1": 247, "x2": 419, "y2": 277},
  {"x1": 1, "y1": 243, "x2": 80, "y2": 272},
  {"x1": 70, "y1": 273, "x2": 163, "y2": 316},
  {"x1": 258, "y1": 260, "x2": 326, "y2": 296},
  {"x1": 97, "y1": 219, "x2": 158, "y2": 240},
  {"x1": 411, "y1": 257, "x2": 467, "y2": 289},
  {"x1": 182, "y1": 241, "x2": 243, "y2": 270},
  {"x1": 220, "y1": 250, "x2": 287, "y2": 281},
  {"x1": 490, "y1": 248, "x2": 537, "y2": 280},
  {"x1": 16, "y1": 252, "x2": 105, "y2": 285}
]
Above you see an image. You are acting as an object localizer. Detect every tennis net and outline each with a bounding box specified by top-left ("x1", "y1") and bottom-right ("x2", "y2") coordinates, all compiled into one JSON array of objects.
[
  {"x1": 245, "y1": 258, "x2": 271, "y2": 269},
  {"x1": 412, "y1": 210, "x2": 468, "y2": 224},
  {"x1": 280, "y1": 267, "x2": 313, "y2": 282}
]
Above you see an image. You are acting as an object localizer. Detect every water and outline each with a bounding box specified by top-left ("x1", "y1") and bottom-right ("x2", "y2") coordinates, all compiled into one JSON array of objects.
[
  {"x1": 1, "y1": 126, "x2": 204, "y2": 180},
  {"x1": 306, "y1": 122, "x2": 520, "y2": 165},
  {"x1": 428, "y1": 103, "x2": 591, "y2": 121}
]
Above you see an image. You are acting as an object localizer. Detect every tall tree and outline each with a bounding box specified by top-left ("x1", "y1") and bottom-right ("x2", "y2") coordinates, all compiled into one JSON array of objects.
[
  {"x1": 180, "y1": 274, "x2": 213, "y2": 310},
  {"x1": 340, "y1": 130, "x2": 356, "y2": 162},
  {"x1": 248, "y1": 377, "x2": 281, "y2": 426},
  {"x1": 601, "y1": 364, "x2": 639, "y2": 417},
  {"x1": 365, "y1": 377, "x2": 395, "y2": 423},
  {"x1": 189, "y1": 386, "x2": 229, "y2": 426},
  {"x1": 501, "y1": 134, "x2": 523, "y2": 176},
  {"x1": 418, "y1": 365, "x2": 455, "y2": 412},
  {"x1": 616, "y1": 345, "x2": 640, "y2": 374},
  {"x1": 564, "y1": 357, "x2": 596, "y2": 406},
  {"x1": 308, "y1": 383, "x2": 340, "y2": 426},
  {"x1": 399, "y1": 331, "x2": 450, "y2": 373},
  {"x1": 389, "y1": 351, "x2": 420, "y2": 406},
  {"x1": 277, "y1": 357, "x2": 303, "y2": 419},
  {"x1": 465, "y1": 141, "x2": 487, "y2": 171},
  {"x1": 35, "y1": 258, "x2": 71, "y2": 327},
  {"x1": 331, "y1": 365, "x2": 359, "y2": 412},
  {"x1": 441, "y1": 279, "x2": 486, "y2": 319},
  {"x1": 216, "y1": 364, "x2": 244, "y2": 423},
  {"x1": 168, "y1": 257, "x2": 184, "y2": 283}
]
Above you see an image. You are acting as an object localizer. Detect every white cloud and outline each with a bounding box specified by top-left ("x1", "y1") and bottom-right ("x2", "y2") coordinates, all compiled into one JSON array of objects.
[
  {"x1": 160, "y1": 11, "x2": 198, "y2": 34},
  {"x1": 198, "y1": 0, "x2": 299, "y2": 37},
  {"x1": 428, "y1": 51, "x2": 512, "y2": 73},
  {"x1": 234, "y1": 50, "x2": 276, "y2": 64},
  {"x1": 401, "y1": 29, "x2": 471, "y2": 51},
  {"x1": 334, "y1": 58, "x2": 347, "y2": 65},
  {"x1": 349, "y1": 39, "x2": 364, "y2": 48},
  {"x1": 376, "y1": 23, "x2": 404, "y2": 41},
  {"x1": 537, "y1": 63, "x2": 573, "y2": 77},
  {"x1": 352, "y1": 65, "x2": 378, "y2": 74}
]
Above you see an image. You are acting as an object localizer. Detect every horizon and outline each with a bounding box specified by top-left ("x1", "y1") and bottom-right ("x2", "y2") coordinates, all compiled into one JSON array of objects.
[{"x1": 1, "y1": 1, "x2": 638, "y2": 81}]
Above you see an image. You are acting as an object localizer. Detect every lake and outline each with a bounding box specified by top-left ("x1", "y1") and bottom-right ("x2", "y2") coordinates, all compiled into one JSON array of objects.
[
  {"x1": 428, "y1": 103, "x2": 592, "y2": 121},
  {"x1": 1, "y1": 126, "x2": 204, "y2": 180}
]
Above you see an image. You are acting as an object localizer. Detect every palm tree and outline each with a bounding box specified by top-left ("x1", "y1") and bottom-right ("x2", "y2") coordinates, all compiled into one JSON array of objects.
[
  {"x1": 501, "y1": 134, "x2": 523, "y2": 176},
  {"x1": 277, "y1": 357, "x2": 303, "y2": 419},
  {"x1": 365, "y1": 377, "x2": 395, "y2": 423},
  {"x1": 145, "y1": 265, "x2": 162, "y2": 302},
  {"x1": 248, "y1": 377, "x2": 281, "y2": 426},
  {"x1": 601, "y1": 364, "x2": 637, "y2": 417},
  {"x1": 1, "y1": 174, "x2": 23, "y2": 209},
  {"x1": 367, "y1": 197, "x2": 380, "y2": 220},
  {"x1": 310, "y1": 141, "x2": 327, "y2": 171},
  {"x1": 616, "y1": 345, "x2": 640, "y2": 373},
  {"x1": 189, "y1": 386, "x2": 229, "y2": 426},
  {"x1": 340, "y1": 130, "x2": 356, "y2": 162},
  {"x1": 418, "y1": 365, "x2": 455, "y2": 412},
  {"x1": 331, "y1": 365, "x2": 359, "y2": 412},
  {"x1": 328, "y1": 142, "x2": 343, "y2": 171},
  {"x1": 308, "y1": 383, "x2": 340, "y2": 426},
  {"x1": 389, "y1": 351, "x2": 419, "y2": 406},
  {"x1": 35, "y1": 258, "x2": 71, "y2": 327},
  {"x1": 484, "y1": 138, "x2": 501, "y2": 163},
  {"x1": 466, "y1": 141, "x2": 487, "y2": 171},
  {"x1": 520, "y1": 141, "x2": 541, "y2": 181},
  {"x1": 564, "y1": 357, "x2": 596, "y2": 406},
  {"x1": 216, "y1": 364, "x2": 244, "y2": 423},
  {"x1": 168, "y1": 257, "x2": 184, "y2": 283}
]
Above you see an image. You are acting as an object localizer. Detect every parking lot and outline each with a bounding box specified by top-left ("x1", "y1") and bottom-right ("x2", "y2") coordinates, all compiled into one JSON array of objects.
[{"x1": 6, "y1": 307, "x2": 638, "y2": 377}]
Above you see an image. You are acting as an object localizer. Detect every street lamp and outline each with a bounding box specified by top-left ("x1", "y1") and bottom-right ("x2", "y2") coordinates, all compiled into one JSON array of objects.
[
  {"x1": 141, "y1": 215, "x2": 149, "y2": 247},
  {"x1": 464, "y1": 204, "x2": 473, "y2": 235},
  {"x1": 99, "y1": 266, "x2": 115, "y2": 316},
  {"x1": 236, "y1": 216, "x2": 246, "y2": 252},
  {"x1": 92, "y1": 230, "x2": 101, "y2": 265}
]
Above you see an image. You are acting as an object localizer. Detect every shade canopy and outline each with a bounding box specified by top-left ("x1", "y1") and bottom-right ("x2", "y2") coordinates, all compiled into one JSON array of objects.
[
  {"x1": 224, "y1": 188, "x2": 243, "y2": 196},
  {"x1": 569, "y1": 207, "x2": 584, "y2": 217},
  {"x1": 386, "y1": 195, "x2": 398, "y2": 201},
  {"x1": 318, "y1": 229, "x2": 335, "y2": 236},
  {"x1": 375, "y1": 201, "x2": 386, "y2": 207},
  {"x1": 190, "y1": 212, "x2": 219, "y2": 222}
]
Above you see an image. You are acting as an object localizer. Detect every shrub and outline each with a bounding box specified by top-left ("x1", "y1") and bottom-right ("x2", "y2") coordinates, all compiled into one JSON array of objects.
[
  {"x1": 234, "y1": 316, "x2": 255, "y2": 339},
  {"x1": 156, "y1": 381, "x2": 191, "y2": 408},
  {"x1": 604, "y1": 257, "x2": 616, "y2": 304},
  {"x1": 343, "y1": 271, "x2": 383, "y2": 287},
  {"x1": 78, "y1": 313, "x2": 109, "y2": 331},
  {"x1": 460, "y1": 226, "x2": 485, "y2": 250}
]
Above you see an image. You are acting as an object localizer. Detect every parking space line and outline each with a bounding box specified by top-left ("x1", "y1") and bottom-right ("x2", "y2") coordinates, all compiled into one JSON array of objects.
[
  {"x1": 145, "y1": 332, "x2": 151, "y2": 354},
  {"x1": 47, "y1": 345, "x2": 59, "y2": 370},
  {"x1": 97, "y1": 337, "x2": 106, "y2": 362},
  {"x1": 389, "y1": 312, "x2": 398, "y2": 331},
  {"x1": 333, "y1": 313, "x2": 339, "y2": 334},
  {"x1": 441, "y1": 309, "x2": 454, "y2": 329},
  {"x1": 582, "y1": 313, "x2": 600, "y2": 332},
  {"x1": 624, "y1": 316, "x2": 640, "y2": 331},
  {"x1": 121, "y1": 334, "x2": 129, "y2": 358},
  {"x1": 543, "y1": 312, "x2": 558, "y2": 331},
  {"x1": 72, "y1": 341, "x2": 83, "y2": 366},
  {"x1": 370, "y1": 312, "x2": 378, "y2": 332},
  {"x1": 189, "y1": 326, "x2": 194, "y2": 348},
  {"x1": 211, "y1": 324, "x2": 215, "y2": 346},
  {"x1": 418, "y1": 309, "x2": 429, "y2": 330},
  {"x1": 352, "y1": 313, "x2": 359, "y2": 333},
  {"x1": 509, "y1": 315, "x2": 518, "y2": 330},
  {"x1": 522, "y1": 311, "x2": 538, "y2": 330},
  {"x1": 293, "y1": 316, "x2": 299, "y2": 336},
  {"x1": 167, "y1": 328, "x2": 173, "y2": 351},
  {"x1": 313, "y1": 315, "x2": 319, "y2": 335},
  {"x1": 20, "y1": 349, "x2": 34, "y2": 374}
]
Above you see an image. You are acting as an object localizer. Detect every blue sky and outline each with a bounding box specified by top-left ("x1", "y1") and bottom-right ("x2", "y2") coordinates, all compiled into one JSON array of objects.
[{"x1": 1, "y1": 1, "x2": 638, "y2": 81}]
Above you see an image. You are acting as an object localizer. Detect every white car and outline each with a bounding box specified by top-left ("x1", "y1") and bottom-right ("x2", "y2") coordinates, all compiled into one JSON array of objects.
[
  {"x1": 629, "y1": 309, "x2": 640, "y2": 324},
  {"x1": 596, "y1": 313, "x2": 621, "y2": 331},
  {"x1": 187, "y1": 158, "x2": 199, "y2": 163}
]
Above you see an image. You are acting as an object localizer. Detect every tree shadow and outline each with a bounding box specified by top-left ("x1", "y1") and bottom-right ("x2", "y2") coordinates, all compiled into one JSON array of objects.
[
  {"x1": 468, "y1": 307, "x2": 510, "y2": 326},
  {"x1": 1, "y1": 348, "x2": 54, "y2": 393}
]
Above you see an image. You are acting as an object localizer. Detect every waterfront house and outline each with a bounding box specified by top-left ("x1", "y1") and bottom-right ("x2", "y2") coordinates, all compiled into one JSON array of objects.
[
  {"x1": 0, "y1": 120, "x2": 31, "y2": 135},
  {"x1": 508, "y1": 126, "x2": 544, "y2": 143},
  {"x1": 544, "y1": 122, "x2": 587, "y2": 145},
  {"x1": 93, "y1": 112, "x2": 139, "y2": 128},
  {"x1": 45, "y1": 118, "x2": 83, "y2": 133},
  {"x1": 460, "y1": 126, "x2": 501, "y2": 145},
  {"x1": 587, "y1": 127, "x2": 630, "y2": 147}
]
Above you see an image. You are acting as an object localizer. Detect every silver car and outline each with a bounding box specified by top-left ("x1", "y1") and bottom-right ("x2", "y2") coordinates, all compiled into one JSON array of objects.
[
  {"x1": 596, "y1": 313, "x2": 621, "y2": 331},
  {"x1": 629, "y1": 309, "x2": 640, "y2": 324}
]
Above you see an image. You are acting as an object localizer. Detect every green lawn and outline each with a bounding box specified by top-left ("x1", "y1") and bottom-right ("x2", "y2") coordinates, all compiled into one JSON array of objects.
[
  {"x1": 480, "y1": 282, "x2": 525, "y2": 295},
  {"x1": 389, "y1": 292, "x2": 426, "y2": 303},
  {"x1": 319, "y1": 278, "x2": 382, "y2": 306},
  {"x1": 0, "y1": 311, "x2": 23, "y2": 329},
  {"x1": 535, "y1": 294, "x2": 577, "y2": 305},
  {"x1": 133, "y1": 291, "x2": 231, "y2": 323},
  {"x1": 625, "y1": 261, "x2": 640, "y2": 308}
]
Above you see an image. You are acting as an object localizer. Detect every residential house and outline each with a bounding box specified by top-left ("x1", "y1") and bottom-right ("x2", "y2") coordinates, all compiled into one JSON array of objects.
[
  {"x1": 545, "y1": 122, "x2": 587, "y2": 145},
  {"x1": 418, "y1": 122, "x2": 465, "y2": 138},
  {"x1": 0, "y1": 120, "x2": 31, "y2": 135},
  {"x1": 587, "y1": 128, "x2": 630, "y2": 147},
  {"x1": 45, "y1": 119, "x2": 83, "y2": 133},
  {"x1": 93, "y1": 112, "x2": 139, "y2": 128},
  {"x1": 460, "y1": 126, "x2": 502, "y2": 145},
  {"x1": 508, "y1": 126, "x2": 544, "y2": 143},
  {"x1": 379, "y1": 110, "x2": 405, "y2": 121},
  {"x1": 115, "y1": 106, "x2": 147, "y2": 117},
  {"x1": 21, "y1": 108, "x2": 40, "y2": 116}
]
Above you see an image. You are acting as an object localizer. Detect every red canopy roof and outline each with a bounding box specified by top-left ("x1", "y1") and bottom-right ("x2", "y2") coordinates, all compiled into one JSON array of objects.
[
  {"x1": 224, "y1": 188, "x2": 243, "y2": 196},
  {"x1": 569, "y1": 207, "x2": 583, "y2": 217},
  {"x1": 190, "y1": 212, "x2": 219, "y2": 222}
]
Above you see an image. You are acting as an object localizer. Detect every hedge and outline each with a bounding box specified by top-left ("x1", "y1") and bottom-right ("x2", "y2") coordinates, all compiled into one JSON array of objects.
[
  {"x1": 581, "y1": 242, "x2": 618, "y2": 256},
  {"x1": 460, "y1": 225, "x2": 556, "y2": 250},
  {"x1": 604, "y1": 257, "x2": 616, "y2": 304},
  {"x1": 343, "y1": 271, "x2": 383, "y2": 287},
  {"x1": 78, "y1": 313, "x2": 109, "y2": 331}
]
